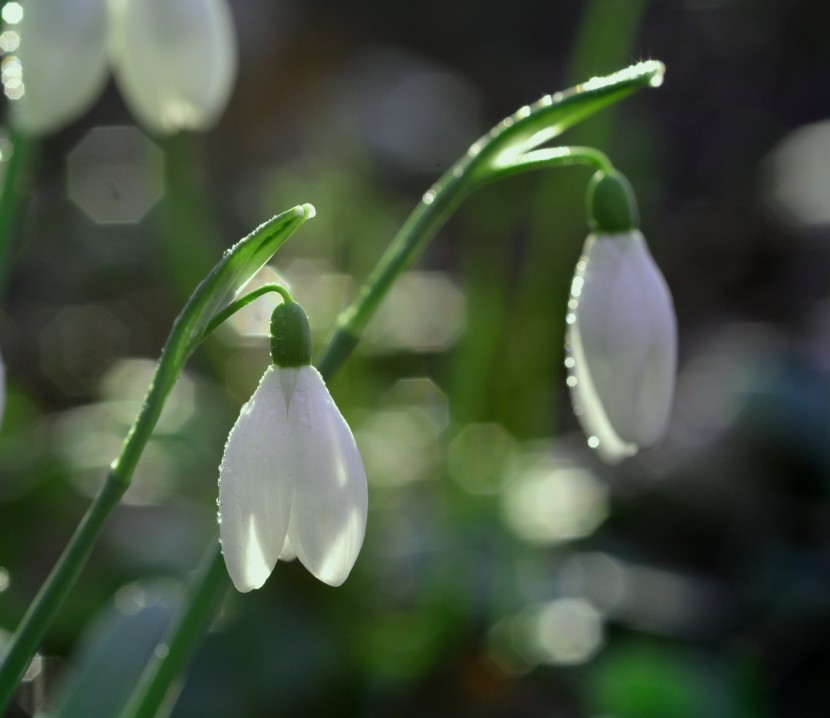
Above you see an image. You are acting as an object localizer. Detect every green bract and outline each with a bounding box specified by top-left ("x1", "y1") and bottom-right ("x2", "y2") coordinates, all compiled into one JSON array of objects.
[
  {"x1": 270, "y1": 301, "x2": 313, "y2": 368},
  {"x1": 586, "y1": 170, "x2": 640, "y2": 233}
]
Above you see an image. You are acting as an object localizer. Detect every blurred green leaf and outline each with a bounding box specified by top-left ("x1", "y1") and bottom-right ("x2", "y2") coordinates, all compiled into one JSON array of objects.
[{"x1": 51, "y1": 582, "x2": 181, "y2": 718}]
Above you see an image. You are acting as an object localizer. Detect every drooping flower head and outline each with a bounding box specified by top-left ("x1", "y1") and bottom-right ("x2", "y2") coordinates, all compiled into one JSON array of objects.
[
  {"x1": 565, "y1": 170, "x2": 677, "y2": 463},
  {"x1": 218, "y1": 295, "x2": 368, "y2": 592}
]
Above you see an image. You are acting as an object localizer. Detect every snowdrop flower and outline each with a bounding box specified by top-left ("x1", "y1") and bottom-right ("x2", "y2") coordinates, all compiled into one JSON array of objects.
[
  {"x1": 218, "y1": 296, "x2": 368, "y2": 592},
  {"x1": 108, "y1": 0, "x2": 238, "y2": 135},
  {"x1": 566, "y1": 171, "x2": 677, "y2": 463},
  {"x1": 8, "y1": 0, "x2": 109, "y2": 135},
  {"x1": 6, "y1": 0, "x2": 237, "y2": 136}
]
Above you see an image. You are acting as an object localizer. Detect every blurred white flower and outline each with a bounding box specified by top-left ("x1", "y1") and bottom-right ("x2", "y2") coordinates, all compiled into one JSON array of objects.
[
  {"x1": 566, "y1": 230, "x2": 677, "y2": 463},
  {"x1": 108, "y1": 0, "x2": 237, "y2": 135},
  {"x1": 6, "y1": 0, "x2": 237, "y2": 136},
  {"x1": 9, "y1": 0, "x2": 109, "y2": 135},
  {"x1": 218, "y1": 365, "x2": 368, "y2": 592}
]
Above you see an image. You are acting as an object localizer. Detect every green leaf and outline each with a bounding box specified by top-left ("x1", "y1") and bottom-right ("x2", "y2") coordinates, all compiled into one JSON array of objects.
[
  {"x1": 469, "y1": 60, "x2": 664, "y2": 179},
  {"x1": 181, "y1": 203, "x2": 317, "y2": 357},
  {"x1": 51, "y1": 582, "x2": 182, "y2": 718},
  {"x1": 113, "y1": 202, "x2": 315, "y2": 483}
]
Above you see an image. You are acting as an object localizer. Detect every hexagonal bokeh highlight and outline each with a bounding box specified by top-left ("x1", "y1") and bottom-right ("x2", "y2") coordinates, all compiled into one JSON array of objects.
[
  {"x1": 385, "y1": 377, "x2": 449, "y2": 433},
  {"x1": 364, "y1": 271, "x2": 466, "y2": 352},
  {"x1": 67, "y1": 125, "x2": 164, "y2": 224},
  {"x1": 501, "y1": 445, "x2": 609, "y2": 545},
  {"x1": 449, "y1": 422, "x2": 515, "y2": 495}
]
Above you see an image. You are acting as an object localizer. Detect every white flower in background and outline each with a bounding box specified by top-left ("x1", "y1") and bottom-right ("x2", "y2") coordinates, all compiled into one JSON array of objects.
[
  {"x1": 108, "y1": 0, "x2": 237, "y2": 135},
  {"x1": 566, "y1": 171, "x2": 677, "y2": 463},
  {"x1": 218, "y1": 299, "x2": 368, "y2": 592},
  {"x1": 9, "y1": 0, "x2": 109, "y2": 136},
  {"x1": 4, "y1": 0, "x2": 237, "y2": 136}
]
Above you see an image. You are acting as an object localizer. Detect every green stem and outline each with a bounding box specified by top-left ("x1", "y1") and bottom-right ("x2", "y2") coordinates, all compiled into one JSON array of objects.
[
  {"x1": 120, "y1": 539, "x2": 228, "y2": 718},
  {"x1": 201, "y1": 283, "x2": 292, "y2": 339},
  {"x1": 317, "y1": 165, "x2": 471, "y2": 377},
  {"x1": 0, "y1": 476, "x2": 125, "y2": 710},
  {"x1": 159, "y1": 134, "x2": 221, "y2": 297},
  {"x1": 0, "y1": 206, "x2": 313, "y2": 713},
  {"x1": 488, "y1": 145, "x2": 612, "y2": 182},
  {"x1": 315, "y1": 146, "x2": 611, "y2": 377},
  {"x1": 0, "y1": 128, "x2": 37, "y2": 295}
]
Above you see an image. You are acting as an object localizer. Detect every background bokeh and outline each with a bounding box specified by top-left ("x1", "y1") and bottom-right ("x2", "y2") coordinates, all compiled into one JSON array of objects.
[{"x1": 3, "y1": 0, "x2": 830, "y2": 716}]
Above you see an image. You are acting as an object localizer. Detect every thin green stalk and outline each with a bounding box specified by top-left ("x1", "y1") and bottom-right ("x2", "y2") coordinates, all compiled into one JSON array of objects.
[
  {"x1": 487, "y1": 145, "x2": 612, "y2": 182},
  {"x1": 0, "y1": 128, "x2": 37, "y2": 295},
  {"x1": 159, "y1": 134, "x2": 221, "y2": 297},
  {"x1": 0, "y1": 475, "x2": 125, "y2": 710},
  {"x1": 201, "y1": 283, "x2": 292, "y2": 339},
  {"x1": 120, "y1": 539, "x2": 228, "y2": 718},
  {"x1": 0, "y1": 206, "x2": 314, "y2": 713},
  {"x1": 317, "y1": 165, "x2": 469, "y2": 377}
]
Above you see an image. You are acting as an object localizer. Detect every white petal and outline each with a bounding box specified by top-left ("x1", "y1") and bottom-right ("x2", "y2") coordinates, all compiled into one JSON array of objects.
[
  {"x1": 568, "y1": 231, "x2": 677, "y2": 458},
  {"x1": 12, "y1": 0, "x2": 109, "y2": 135},
  {"x1": 278, "y1": 535, "x2": 297, "y2": 562},
  {"x1": 218, "y1": 366, "x2": 292, "y2": 592},
  {"x1": 567, "y1": 318, "x2": 637, "y2": 464},
  {"x1": 285, "y1": 367, "x2": 368, "y2": 586},
  {"x1": 108, "y1": 0, "x2": 237, "y2": 135}
]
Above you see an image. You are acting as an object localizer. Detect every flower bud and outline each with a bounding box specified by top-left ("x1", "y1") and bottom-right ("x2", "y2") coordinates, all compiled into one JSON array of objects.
[
  {"x1": 270, "y1": 301, "x2": 312, "y2": 368},
  {"x1": 566, "y1": 230, "x2": 676, "y2": 463},
  {"x1": 586, "y1": 170, "x2": 639, "y2": 233}
]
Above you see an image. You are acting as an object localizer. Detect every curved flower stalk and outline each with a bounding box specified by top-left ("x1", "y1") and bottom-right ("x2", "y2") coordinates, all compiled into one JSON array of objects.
[
  {"x1": 5, "y1": 0, "x2": 237, "y2": 136},
  {"x1": 218, "y1": 295, "x2": 368, "y2": 591},
  {"x1": 566, "y1": 171, "x2": 677, "y2": 463},
  {"x1": 108, "y1": 0, "x2": 237, "y2": 135}
]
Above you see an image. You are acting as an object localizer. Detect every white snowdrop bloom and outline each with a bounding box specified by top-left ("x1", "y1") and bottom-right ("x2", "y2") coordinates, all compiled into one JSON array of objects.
[
  {"x1": 6, "y1": 0, "x2": 237, "y2": 136},
  {"x1": 566, "y1": 230, "x2": 677, "y2": 463},
  {"x1": 10, "y1": 0, "x2": 109, "y2": 135},
  {"x1": 218, "y1": 299, "x2": 368, "y2": 592},
  {"x1": 108, "y1": 0, "x2": 238, "y2": 135},
  {"x1": 566, "y1": 170, "x2": 677, "y2": 463}
]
